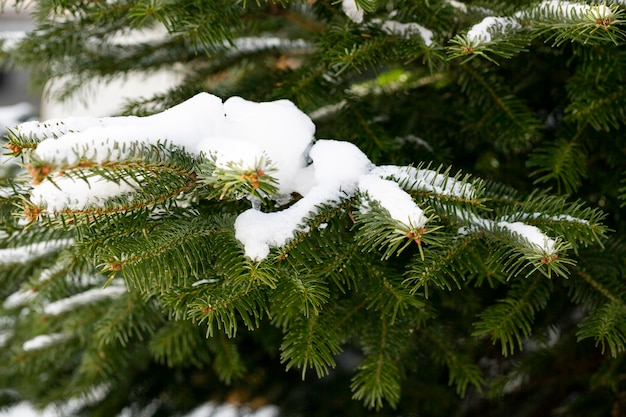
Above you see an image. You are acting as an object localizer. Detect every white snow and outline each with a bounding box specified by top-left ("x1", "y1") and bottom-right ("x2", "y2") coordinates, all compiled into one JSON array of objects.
[
  {"x1": 465, "y1": 1, "x2": 614, "y2": 46},
  {"x1": 231, "y1": 37, "x2": 312, "y2": 54},
  {"x1": 0, "y1": 30, "x2": 26, "y2": 52},
  {"x1": 371, "y1": 165, "x2": 476, "y2": 199},
  {"x1": 235, "y1": 182, "x2": 350, "y2": 260},
  {"x1": 0, "y1": 187, "x2": 15, "y2": 199},
  {"x1": 0, "y1": 239, "x2": 74, "y2": 265},
  {"x1": 0, "y1": 402, "x2": 281, "y2": 417},
  {"x1": 43, "y1": 285, "x2": 127, "y2": 316},
  {"x1": 342, "y1": 0, "x2": 364, "y2": 23},
  {"x1": 359, "y1": 174, "x2": 428, "y2": 229},
  {"x1": 454, "y1": 208, "x2": 558, "y2": 255},
  {"x1": 197, "y1": 96, "x2": 315, "y2": 196},
  {"x1": 26, "y1": 93, "x2": 315, "y2": 202},
  {"x1": 3, "y1": 289, "x2": 37, "y2": 310},
  {"x1": 529, "y1": 0, "x2": 612, "y2": 20},
  {"x1": 186, "y1": 403, "x2": 280, "y2": 417},
  {"x1": 235, "y1": 139, "x2": 371, "y2": 260},
  {"x1": 497, "y1": 221, "x2": 556, "y2": 254},
  {"x1": 446, "y1": 0, "x2": 468, "y2": 12},
  {"x1": 375, "y1": 19, "x2": 434, "y2": 46},
  {"x1": 502, "y1": 212, "x2": 589, "y2": 224},
  {"x1": 308, "y1": 139, "x2": 373, "y2": 189},
  {"x1": 38, "y1": 259, "x2": 72, "y2": 283},
  {"x1": 192, "y1": 278, "x2": 219, "y2": 286},
  {"x1": 22, "y1": 333, "x2": 68, "y2": 351},
  {"x1": 466, "y1": 16, "x2": 521, "y2": 45},
  {"x1": 30, "y1": 175, "x2": 138, "y2": 213},
  {"x1": 0, "y1": 402, "x2": 59, "y2": 417},
  {"x1": 29, "y1": 93, "x2": 225, "y2": 164}
]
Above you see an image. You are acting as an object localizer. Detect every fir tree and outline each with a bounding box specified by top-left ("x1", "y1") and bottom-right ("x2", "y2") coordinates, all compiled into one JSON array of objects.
[{"x1": 1, "y1": 1, "x2": 626, "y2": 416}]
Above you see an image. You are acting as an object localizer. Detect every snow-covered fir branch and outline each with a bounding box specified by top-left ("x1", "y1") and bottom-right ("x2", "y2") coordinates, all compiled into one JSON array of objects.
[
  {"x1": 7, "y1": 92, "x2": 582, "y2": 265},
  {"x1": 0, "y1": 239, "x2": 74, "y2": 265}
]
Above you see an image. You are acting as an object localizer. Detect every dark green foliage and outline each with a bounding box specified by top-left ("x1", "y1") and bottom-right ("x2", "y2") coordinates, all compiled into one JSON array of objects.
[{"x1": 2, "y1": 1, "x2": 626, "y2": 416}]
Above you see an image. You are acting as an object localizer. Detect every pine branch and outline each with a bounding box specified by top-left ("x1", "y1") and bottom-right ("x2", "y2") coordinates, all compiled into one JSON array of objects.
[
  {"x1": 528, "y1": 136, "x2": 588, "y2": 194},
  {"x1": 422, "y1": 326, "x2": 484, "y2": 396},
  {"x1": 404, "y1": 231, "x2": 491, "y2": 298},
  {"x1": 149, "y1": 320, "x2": 212, "y2": 368},
  {"x1": 165, "y1": 279, "x2": 268, "y2": 338},
  {"x1": 274, "y1": 209, "x2": 362, "y2": 292},
  {"x1": 577, "y1": 301, "x2": 626, "y2": 357},
  {"x1": 457, "y1": 62, "x2": 542, "y2": 152},
  {"x1": 210, "y1": 332, "x2": 247, "y2": 384},
  {"x1": 365, "y1": 270, "x2": 424, "y2": 324},
  {"x1": 353, "y1": 203, "x2": 441, "y2": 261},
  {"x1": 473, "y1": 277, "x2": 552, "y2": 356},
  {"x1": 350, "y1": 315, "x2": 401, "y2": 410},
  {"x1": 279, "y1": 312, "x2": 341, "y2": 379},
  {"x1": 566, "y1": 72, "x2": 626, "y2": 131},
  {"x1": 497, "y1": 190, "x2": 609, "y2": 251},
  {"x1": 91, "y1": 213, "x2": 218, "y2": 290},
  {"x1": 571, "y1": 267, "x2": 626, "y2": 311},
  {"x1": 270, "y1": 269, "x2": 330, "y2": 327},
  {"x1": 92, "y1": 292, "x2": 164, "y2": 348}
]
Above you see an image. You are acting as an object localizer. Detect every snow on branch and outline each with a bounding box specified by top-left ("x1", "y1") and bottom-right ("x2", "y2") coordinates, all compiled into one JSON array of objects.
[
  {"x1": 466, "y1": 17, "x2": 522, "y2": 46},
  {"x1": 9, "y1": 92, "x2": 573, "y2": 263},
  {"x1": 371, "y1": 165, "x2": 477, "y2": 200},
  {"x1": 22, "y1": 333, "x2": 68, "y2": 351},
  {"x1": 524, "y1": 0, "x2": 613, "y2": 21},
  {"x1": 341, "y1": 0, "x2": 434, "y2": 46},
  {"x1": 458, "y1": 0, "x2": 617, "y2": 48},
  {"x1": 0, "y1": 239, "x2": 74, "y2": 266},
  {"x1": 372, "y1": 19, "x2": 434, "y2": 46},
  {"x1": 496, "y1": 221, "x2": 556, "y2": 255},
  {"x1": 43, "y1": 285, "x2": 127, "y2": 316},
  {"x1": 456, "y1": 209, "x2": 559, "y2": 257}
]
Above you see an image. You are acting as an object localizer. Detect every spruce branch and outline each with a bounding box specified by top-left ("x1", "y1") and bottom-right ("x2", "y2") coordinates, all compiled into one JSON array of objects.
[
  {"x1": 2, "y1": 0, "x2": 624, "y2": 410},
  {"x1": 92, "y1": 292, "x2": 164, "y2": 349},
  {"x1": 149, "y1": 320, "x2": 212, "y2": 368},
  {"x1": 527, "y1": 2, "x2": 626, "y2": 46},
  {"x1": 210, "y1": 332, "x2": 247, "y2": 384},
  {"x1": 566, "y1": 76, "x2": 626, "y2": 131},
  {"x1": 93, "y1": 215, "x2": 217, "y2": 289},
  {"x1": 572, "y1": 267, "x2": 626, "y2": 311},
  {"x1": 404, "y1": 231, "x2": 489, "y2": 297},
  {"x1": 365, "y1": 268, "x2": 424, "y2": 324},
  {"x1": 198, "y1": 154, "x2": 279, "y2": 203},
  {"x1": 182, "y1": 283, "x2": 267, "y2": 338},
  {"x1": 270, "y1": 269, "x2": 330, "y2": 326},
  {"x1": 422, "y1": 326, "x2": 485, "y2": 396},
  {"x1": 473, "y1": 277, "x2": 552, "y2": 356},
  {"x1": 350, "y1": 315, "x2": 401, "y2": 410},
  {"x1": 353, "y1": 203, "x2": 442, "y2": 261},
  {"x1": 279, "y1": 313, "x2": 341, "y2": 379},
  {"x1": 528, "y1": 137, "x2": 588, "y2": 194},
  {"x1": 457, "y1": 63, "x2": 541, "y2": 152},
  {"x1": 577, "y1": 301, "x2": 626, "y2": 357},
  {"x1": 351, "y1": 354, "x2": 401, "y2": 410}
]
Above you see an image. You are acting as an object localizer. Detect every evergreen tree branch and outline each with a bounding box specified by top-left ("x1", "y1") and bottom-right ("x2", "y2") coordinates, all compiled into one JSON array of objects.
[
  {"x1": 422, "y1": 326, "x2": 485, "y2": 396},
  {"x1": 528, "y1": 136, "x2": 588, "y2": 194},
  {"x1": 280, "y1": 312, "x2": 341, "y2": 379},
  {"x1": 351, "y1": 315, "x2": 401, "y2": 410},
  {"x1": 149, "y1": 320, "x2": 212, "y2": 368},
  {"x1": 473, "y1": 277, "x2": 552, "y2": 356},
  {"x1": 404, "y1": 231, "x2": 488, "y2": 297},
  {"x1": 577, "y1": 301, "x2": 626, "y2": 357}
]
